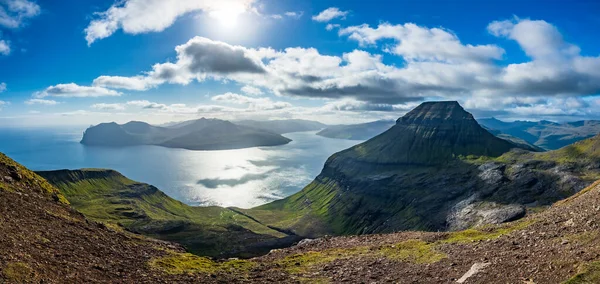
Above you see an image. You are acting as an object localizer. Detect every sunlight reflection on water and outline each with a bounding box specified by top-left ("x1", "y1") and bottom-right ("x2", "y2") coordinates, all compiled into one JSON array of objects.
[{"x1": 0, "y1": 128, "x2": 361, "y2": 208}]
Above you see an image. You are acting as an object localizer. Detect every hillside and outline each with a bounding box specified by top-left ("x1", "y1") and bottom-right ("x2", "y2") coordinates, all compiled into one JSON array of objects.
[
  {"x1": 316, "y1": 120, "x2": 395, "y2": 140},
  {"x1": 81, "y1": 118, "x2": 292, "y2": 150},
  {"x1": 37, "y1": 169, "x2": 298, "y2": 258},
  {"x1": 240, "y1": 101, "x2": 599, "y2": 237},
  {"x1": 0, "y1": 152, "x2": 257, "y2": 283},
  {"x1": 234, "y1": 119, "x2": 327, "y2": 134},
  {"x1": 479, "y1": 117, "x2": 600, "y2": 150},
  {"x1": 217, "y1": 180, "x2": 600, "y2": 283}
]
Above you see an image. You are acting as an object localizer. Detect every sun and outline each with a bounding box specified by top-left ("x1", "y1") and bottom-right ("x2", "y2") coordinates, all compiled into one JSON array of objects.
[{"x1": 209, "y1": 3, "x2": 246, "y2": 28}]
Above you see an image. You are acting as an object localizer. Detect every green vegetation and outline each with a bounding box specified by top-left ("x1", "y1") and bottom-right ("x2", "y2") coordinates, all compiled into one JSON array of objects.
[
  {"x1": 2, "y1": 262, "x2": 35, "y2": 282},
  {"x1": 441, "y1": 219, "x2": 536, "y2": 244},
  {"x1": 275, "y1": 239, "x2": 445, "y2": 274},
  {"x1": 38, "y1": 169, "x2": 291, "y2": 258},
  {"x1": 149, "y1": 252, "x2": 255, "y2": 275},
  {"x1": 0, "y1": 153, "x2": 69, "y2": 204},
  {"x1": 563, "y1": 261, "x2": 600, "y2": 284}
]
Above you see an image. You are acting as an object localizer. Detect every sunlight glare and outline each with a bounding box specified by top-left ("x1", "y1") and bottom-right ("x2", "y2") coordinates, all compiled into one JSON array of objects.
[{"x1": 209, "y1": 3, "x2": 246, "y2": 28}]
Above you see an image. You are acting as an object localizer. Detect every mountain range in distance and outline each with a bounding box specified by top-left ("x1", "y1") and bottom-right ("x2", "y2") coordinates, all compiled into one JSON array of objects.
[{"x1": 478, "y1": 117, "x2": 600, "y2": 150}]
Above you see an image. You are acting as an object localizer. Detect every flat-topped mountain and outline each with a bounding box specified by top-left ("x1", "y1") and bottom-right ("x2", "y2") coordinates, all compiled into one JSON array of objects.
[
  {"x1": 81, "y1": 118, "x2": 292, "y2": 150},
  {"x1": 330, "y1": 101, "x2": 524, "y2": 166},
  {"x1": 242, "y1": 101, "x2": 599, "y2": 237},
  {"x1": 316, "y1": 120, "x2": 395, "y2": 140},
  {"x1": 479, "y1": 117, "x2": 600, "y2": 150}
]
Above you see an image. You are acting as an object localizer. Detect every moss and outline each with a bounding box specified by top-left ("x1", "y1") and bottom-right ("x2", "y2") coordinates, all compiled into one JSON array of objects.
[
  {"x1": 44, "y1": 210, "x2": 82, "y2": 223},
  {"x1": 2, "y1": 262, "x2": 35, "y2": 282},
  {"x1": 276, "y1": 240, "x2": 445, "y2": 275},
  {"x1": 563, "y1": 261, "x2": 600, "y2": 284},
  {"x1": 377, "y1": 239, "x2": 446, "y2": 264},
  {"x1": 441, "y1": 219, "x2": 535, "y2": 243},
  {"x1": 562, "y1": 231, "x2": 600, "y2": 245},
  {"x1": 149, "y1": 252, "x2": 255, "y2": 275}
]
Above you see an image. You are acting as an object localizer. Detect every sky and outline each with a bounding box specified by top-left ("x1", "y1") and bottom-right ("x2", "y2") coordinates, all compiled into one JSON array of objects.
[{"x1": 1, "y1": 0, "x2": 600, "y2": 126}]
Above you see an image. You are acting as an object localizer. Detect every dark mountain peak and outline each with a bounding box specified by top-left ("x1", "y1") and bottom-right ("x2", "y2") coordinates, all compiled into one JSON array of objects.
[
  {"x1": 329, "y1": 101, "x2": 520, "y2": 166},
  {"x1": 398, "y1": 101, "x2": 472, "y2": 124}
]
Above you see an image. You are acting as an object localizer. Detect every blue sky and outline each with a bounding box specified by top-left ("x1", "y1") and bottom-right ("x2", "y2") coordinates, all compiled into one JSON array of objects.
[{"x1": 1, "y1": 0, "x2": 600, "y2": 126}]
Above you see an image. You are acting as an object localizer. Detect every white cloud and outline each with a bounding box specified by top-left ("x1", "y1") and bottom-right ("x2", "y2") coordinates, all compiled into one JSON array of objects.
[
  {"x1": 85, "y1": 18, "x2": 600, "y2": 120},
  {"x1": 0, "y1": 0, "x2": 40, "y2": 28},
  {"x1": 0, "y1": 82, "x2": 6, "y2": 92},
  {"x1": 241, "y1": 85, "x2": 263, "y2": 95},
  {"x1": 339, "y1": 22, "x2": 505, "y2": 63},
  {"x1": 326, "y1": 23, "x2": 340, "y2": 31},
  {"x1": 25, "y1": 99, "x2": 58, "y2": 105},
  {"x1": 212, "y1": 92, "x2": 291, "y2": 110},
  {"x1": 94, "y1": 37, "x2": 266, "y2": 91},
  {"x1": 312, "y1": 7, "x2": 348, "y2": 22},
  {"x1": 84, "y1": 0, "x2": 257, "y2": 45},
  {"x1": 284, "y1": 11, "x2": 303, "y2": 19},
  {"x1": 34, "y1": 83, "x2": 122, "y2": 98},
  {"x1": 0, "y1": 39, "x2": 9, "y2": 55},
  {"x1": 0, "y1": 100, "x2": 8, "y2": 109},
  {"x1": 91, "y1": 103, "x2": 125, "y2": 111}
]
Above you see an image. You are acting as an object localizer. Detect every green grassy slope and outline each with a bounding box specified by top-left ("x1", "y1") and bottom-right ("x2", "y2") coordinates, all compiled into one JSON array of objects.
[{"x1": 37, "y1": 169, "x2": 297, "y2": 258}]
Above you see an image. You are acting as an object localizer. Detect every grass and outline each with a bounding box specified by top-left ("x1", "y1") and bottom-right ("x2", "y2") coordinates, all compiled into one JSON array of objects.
[
  {"x1": 275, "y1": 239, "x2": 446, "y2": 274},
  {"x1": 441, "y1": 219, "x2": 536, "y2": 244},
  {"x1": 37, "y1": 169, "x2": 288, "y2": 258},
  {"x1": 563, "y1": 262, "x2": 600, "y2": 284},
  {"x1": 2, "y1": 262, "x2": 35, "y2": 282},
  {"x1": 0, "y1": 153, "x2": 69, "y2": 205},
  {"x1": 377, "y1": 239, "x2": 446, "y2": 263},
  {"x1": 149, "y1": 252, "x2": 255, "y2": 275}
]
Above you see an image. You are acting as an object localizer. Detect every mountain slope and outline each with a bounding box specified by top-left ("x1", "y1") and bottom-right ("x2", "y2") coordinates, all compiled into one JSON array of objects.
[
  {"x1": 479, "y1": 117, "x2": 600, "y2": 150},
  {"x1": 242, "y1": 101, "x2": 599, "y2": 237},
  {"x1": 316, "y1": 120, "x2": 395, "y2": 140},
  {"x1": 234, "y1": 119, "x2": 327, "y2": 134},
  {"x1": 81, "y1": 118, "x2": 292, "y2": 150},
  {"x1": 218, "y1": 180, "x2": 600, "y2": 283},
  {"x1": 37, "y1": 169, "x2": 299, "y2": 258},
  {"x1": 0, "y1": 152, "x2": 249, "y2": 283}
]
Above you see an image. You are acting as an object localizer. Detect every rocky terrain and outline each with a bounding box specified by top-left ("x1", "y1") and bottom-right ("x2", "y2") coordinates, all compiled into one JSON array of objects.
[
  {"x1": 0, "y1": 152, "x2": 253, "y2": 283},
  {"x1": 81, "y1": 118, "x2": 292, "y2": 150}
]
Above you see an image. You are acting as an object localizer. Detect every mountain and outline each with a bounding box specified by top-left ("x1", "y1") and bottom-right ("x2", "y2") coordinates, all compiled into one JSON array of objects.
[
  {"x1": 240, "y1": 101, "x2": 600, "y2": 237},
  {"x1": 234, "y1": 119, "x2": 327, "y2": 134},
  {"x1": 478, "y1": 117, "x2": 600, "y2": 150},
  {"x1": 37, "y1": 169, "x2": 299, "y2": 258},
  {"x1": 81, "y1": 118, "x2": 292, "y2": 150},
  {"x1": 316, "y1": 120, "x2": 395, "y2": 140},
  {"x1": 0, "y1": 152, "x2": 253, "y2": 283},
  {"x1": 483, "y1": 126, "x2": 546, "y2": 152}
]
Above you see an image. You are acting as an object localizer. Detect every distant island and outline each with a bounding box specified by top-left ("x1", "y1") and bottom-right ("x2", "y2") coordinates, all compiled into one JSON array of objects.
[
  {"x1": 316, "y1": 120, "x2": 395, "y2": 140},
  {"x1": 81, "y1": 118, "x2": 292, "y2": 150}
]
